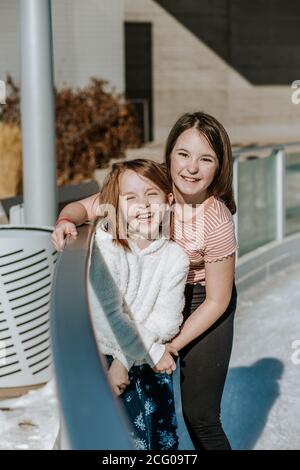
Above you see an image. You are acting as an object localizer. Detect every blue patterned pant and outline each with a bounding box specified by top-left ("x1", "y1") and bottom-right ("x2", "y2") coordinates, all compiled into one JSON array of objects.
[{"x1": 106, "y1": 356, "x2": 179, "y2": 451}]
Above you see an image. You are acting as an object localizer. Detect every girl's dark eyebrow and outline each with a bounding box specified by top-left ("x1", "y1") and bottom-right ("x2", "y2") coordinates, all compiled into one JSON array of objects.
[{"x1": 177, "y1": 148, "x2": 216, "y2": 159}]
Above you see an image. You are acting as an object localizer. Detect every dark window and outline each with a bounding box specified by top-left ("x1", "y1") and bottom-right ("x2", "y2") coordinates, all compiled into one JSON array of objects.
[{"x1": 125, "y1": 22, "x2": 153, "y2": 142}]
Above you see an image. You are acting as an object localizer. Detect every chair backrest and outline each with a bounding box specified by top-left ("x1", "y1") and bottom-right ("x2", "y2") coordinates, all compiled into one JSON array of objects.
[{"x1": 0, "y1": 226, "x2": 56, "y2": 391}]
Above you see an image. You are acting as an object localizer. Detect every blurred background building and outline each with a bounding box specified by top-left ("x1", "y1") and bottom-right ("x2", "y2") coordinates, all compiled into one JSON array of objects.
[{"x1": 1, "y1": 0, "x2": 300, "y2": 146}]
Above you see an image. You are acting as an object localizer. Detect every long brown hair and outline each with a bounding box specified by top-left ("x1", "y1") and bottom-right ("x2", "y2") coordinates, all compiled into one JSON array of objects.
[
  {"x1": 165, "y1": 111, "x2": 236, "y2": 214},
  {"x1": 97, "y1": 158, "x2": 172, "y2": 250}
]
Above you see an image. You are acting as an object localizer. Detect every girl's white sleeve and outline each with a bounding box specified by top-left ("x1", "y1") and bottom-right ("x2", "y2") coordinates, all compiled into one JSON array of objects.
[{"x1": 143, "y1": 246, "x2": 190, "y2": 342}]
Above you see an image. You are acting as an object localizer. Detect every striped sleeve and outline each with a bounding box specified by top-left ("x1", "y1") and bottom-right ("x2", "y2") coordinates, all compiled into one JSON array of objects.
[{"x1": 203, "y1": 218, "x2": 238, "y2": 263}]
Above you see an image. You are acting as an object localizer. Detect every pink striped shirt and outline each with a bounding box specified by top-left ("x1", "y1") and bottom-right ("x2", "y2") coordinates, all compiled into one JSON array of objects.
[
  {"x1": 172, "y1": 196, "x2": 238, "y2": 286},
  {"x1": 80, "y1": 193, "x2": 238, "y2": 287}
]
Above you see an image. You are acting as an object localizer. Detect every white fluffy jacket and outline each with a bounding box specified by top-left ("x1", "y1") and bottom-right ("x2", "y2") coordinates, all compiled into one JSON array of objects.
[{"x1": 88, "y1": 228, "x2": 190, "y2": 370}]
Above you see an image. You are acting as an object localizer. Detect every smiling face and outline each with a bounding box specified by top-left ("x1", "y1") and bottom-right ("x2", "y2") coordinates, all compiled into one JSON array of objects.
[
  {"x1": 170, "y1": 128, "x2": 219, "y2": 205},
  {"x1": 119, "y1": 170, "x2": 171, "y2": 239}
]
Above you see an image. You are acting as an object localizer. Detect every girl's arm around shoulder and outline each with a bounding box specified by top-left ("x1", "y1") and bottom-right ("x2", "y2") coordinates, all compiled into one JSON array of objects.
[{"x1": 78, "y1": 193, "x2": 101, "y2": 221}]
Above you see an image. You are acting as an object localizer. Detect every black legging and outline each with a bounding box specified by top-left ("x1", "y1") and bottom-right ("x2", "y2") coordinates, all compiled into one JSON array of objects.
[{"x1": 179, "y1": 281, "x2": 237, "y2": 450}]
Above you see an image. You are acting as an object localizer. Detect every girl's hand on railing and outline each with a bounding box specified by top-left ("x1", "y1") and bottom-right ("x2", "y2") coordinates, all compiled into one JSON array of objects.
[{"x1": 51, "y1": 221, "x2": 78, "y2": 252}]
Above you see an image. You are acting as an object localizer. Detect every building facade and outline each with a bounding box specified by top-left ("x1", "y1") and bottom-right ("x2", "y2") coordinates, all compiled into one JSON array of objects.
[{"x1": 1, "y1": 0, "x2": 299, "y2": 146}]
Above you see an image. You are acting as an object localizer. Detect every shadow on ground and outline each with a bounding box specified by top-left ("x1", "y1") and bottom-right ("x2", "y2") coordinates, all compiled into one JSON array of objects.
[{"x1": 221, "y1": 358, "x2": 284, "y2": 450}]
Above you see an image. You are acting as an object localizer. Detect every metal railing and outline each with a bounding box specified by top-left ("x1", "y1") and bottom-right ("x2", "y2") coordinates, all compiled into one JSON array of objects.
[{"x1": 50, "y1": 224, "x2": 133, "y2": 450}]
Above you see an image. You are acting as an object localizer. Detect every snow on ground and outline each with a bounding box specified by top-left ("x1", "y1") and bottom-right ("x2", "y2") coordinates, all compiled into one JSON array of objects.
[
  {"x1": 0, "y1": 379, "x2": 59, "y2": 450},
  {"x1": 0, "y1": 263, "x2": 299, "y2": 450}
]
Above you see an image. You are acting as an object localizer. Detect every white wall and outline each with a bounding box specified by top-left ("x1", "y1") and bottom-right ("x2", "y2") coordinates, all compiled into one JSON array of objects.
[
  {"x1": 52, "y1": 0, "x2": 124, "y2": 90},
  {"x1": 0, "y1": 0, "x2": 124, "y2": 91},
  {"x1": 0, "y1": 1, "x2": 20, "y2": 82}
]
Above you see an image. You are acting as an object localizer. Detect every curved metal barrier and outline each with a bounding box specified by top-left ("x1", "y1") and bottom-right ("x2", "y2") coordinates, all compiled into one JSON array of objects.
[
  {"x1": 50, "y1": 224, "x2": 133, "y2": 450},
  {"x1": 51, "y1": 222, "x2": 194, "y2": 450}
]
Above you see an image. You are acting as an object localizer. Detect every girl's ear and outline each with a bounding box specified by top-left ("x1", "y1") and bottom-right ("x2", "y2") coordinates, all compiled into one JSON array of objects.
[{"x1": 167, "y1": 193, "x2": 174, "y2": 205}]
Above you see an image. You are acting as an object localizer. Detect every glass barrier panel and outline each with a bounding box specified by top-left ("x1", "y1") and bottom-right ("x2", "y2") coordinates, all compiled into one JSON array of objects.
[
  {"x1": 285, "y1": 152, "x2": 300, "y2": 236},
  {"x1": 237, "y1": 153, "x2": 277, "y2": 256}
]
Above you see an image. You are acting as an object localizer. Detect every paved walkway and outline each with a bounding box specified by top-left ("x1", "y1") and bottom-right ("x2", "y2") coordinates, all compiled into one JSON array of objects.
[{"x1": 222, "y1": 263, "x2": 300, "y2": 450}]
